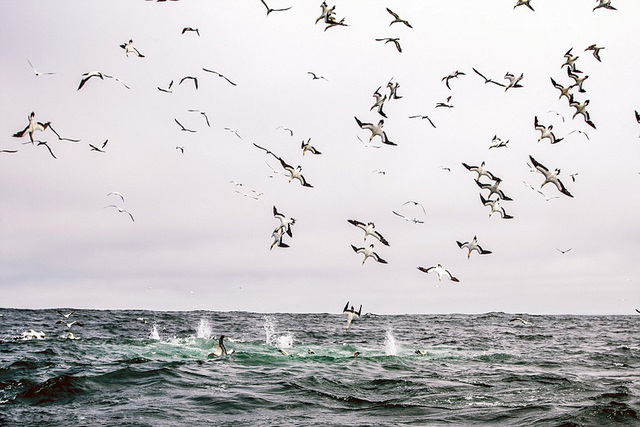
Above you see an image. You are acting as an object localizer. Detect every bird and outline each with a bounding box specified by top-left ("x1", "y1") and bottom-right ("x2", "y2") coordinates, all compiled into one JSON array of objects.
[
  {"x1": 13, "y1": 111, "x2": 52, "y2": 143},
  {"x1": 387, "y1": 79, "x2": 402, "y2": 100},
  {"x1": 57, "y1": 310, "x2": 75, "y2": 318},
  {"x1": 462, "y1": 161, "x2": 498, "y2": 181},
  {"x1": 479, "y1": 194, "x2": 514, "y2": 219},
  {"x1": 276, "y1": 125, "x2": 294, "y2": 136},
  {"x1": 187, "y1": 109, "x2": 210, "y2": 127},
  {"x1": 89, "y1": 140, "x2": 108, "y2": 152},
  {"x1": 386, "y1": 8, "x2": 412, "y2": 28},
  {"x1": 107, "y1": 191, "x2": 125, "y2": 202},
  {"x1": 26, "y1": 59, "x2": 55, "y2": 76},
  {"x1": 78, "y1": 71, "x2": 129, "y2": 90},
  {"x1": 324, "y1": 17, "x2": 348, "y2": 31},
  {"x1": 224, "y1": 128, "x2": 242, "y2": 139},
  {"x1": 260, "y1": 0, "x2": 292, "y2": 15},
  {"x1": 307, "y1": 71, "x2": 328, "y2": 81},
  {"x1": 472, "y1": 68, "x2": 505, "y2": 87},
  {"x1": 270, "y1": 227, "x2": 290, "y2": 250},
  {"x1": 375, "y1": 38, "x2": 402, "y2": 53},
  {"x1": 235, "y1": 189, "x2": 263, "y2": 200},
  {"x1": 442, "y1": 70, "x2": 465, "y2": 90},
  {"x1": 561, "y1": 47, "x2": 582, "y2": 73},
  {"x1": 402, "y1": 200, "x2": 427, "y2": 215},
  {"x1": 435, "y1": 96, "x2": 453, "y2": 108},
  {"x1": 567, "y1": 68, "x2": 588, "y2": 93},
  {"x1": 570, "y1": 173, "x2": 579, "y2": 182},
  {"x1": 202, "y1": 68, "x2": 237, "y2": 86},
  {"x1": 351, "y1": 244, "x2": 387, "y2": 265},
  {"x1": 547, "y1": 110, "x2": 565, "y2": 123},
  {"x1": 372, "y1": 169, "x2": 386, "y2": 175},
  {"x1": 179, "y1": 76, "x2": 199, "y2": 90},
  {"x1": 0, "y1": 149, "x2": 18, "y2": 154},
  {"x1": 584, "y1": 44, "x2": 604, "y2": 62},
  {"x1": 55, "y1": 320, "x2": 83, "y2": 328},
  {"x1": 347, "y1": 220, "x2": 389, "y2": 246},
  {"x1": 36, "y1": 140, "x2": 57, "y2": 159},
  {"x1": 489, "y1": 135, "x2": 509, "y2": 149},
  {"x1": 157, "y1": 80, "x2": 173, "y2": 93},
  {"x1": 475, "y1": 178, "x2": 513, "y2": 201},
  {"x1": 119, "y1": 39, "x2": 145, "y2": 57},
  {"x1": 174, "y1": 118, "x2": 196, "y2": 133},
  {"x1": 556, "y1": 248, "x2": 572, "y2": 254},
  {"x1": 209, "y1": 335, "x2": 234, "y2": 357},
  {"x1": 273, "y1": 206, "x2": 295, "y2": 238},
  {"x1": 550, "y1": 77, "x2": 574, "y2": 102},
  {"x1": 456, "y1": 236, "x2": 492, "y2": 259},
  {"x1": 104, "y1": 205, "x2": 135, "y2": 222},
  {"x1": 301, "y1": 138, "x2": 321, "y2": 155},
  {"x1": 315, "y1": 1, "x2": 334, "y2": 24},
  {"x1": 182, "y1": 27, "x2": 200, "y2": 36},
  {"x1": 568, "y1": 95, "x2": 596, "y2": 129},
  {"x1": 417, "y1": 264, "x2": 459, "y2": 282},
  {"x1": 529, "y1": 155, "x2": 573, "y2": 198},
  {"x1": 593, "y1": 0, "x2": 616, "y2": 11},
  {"x1": 568, "y1": 130, "x2": 590, "y2": 141},
  {"x1": 391, "y1": 211, "x2": 424, "y2": 224},
  {"x1": 534, "y1": 116, "x2": 564, "y2": 144},
  {"x1": 354, "y1": 117, "x2": 396, "y2": 146},
  {"x1": 409, "y1": 115, "x2": 436, "y2": 128},
  {"x1": 370, "y1": 86, "x2": 388, "y2": 118},
  {"x1": 504, "y1": 72, "x2": 524, "y2": 91},
  {"x1": 343, "y1": 302, "x2": 362, "y2": 330},
  {"x1": 513, "y1": 0, "x2": 534, "y2": 11},
  {"x1": 635, "y1": 110, "x2": 640, "y2": 137},
  {"x1": 278, "y1": 157, "x2": 313, "y2": 187}
]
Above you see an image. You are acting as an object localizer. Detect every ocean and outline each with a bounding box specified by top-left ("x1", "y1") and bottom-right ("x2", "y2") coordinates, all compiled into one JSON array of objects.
[{"x1": 1, "y1": 309, "x2": 638, "y2": 426}]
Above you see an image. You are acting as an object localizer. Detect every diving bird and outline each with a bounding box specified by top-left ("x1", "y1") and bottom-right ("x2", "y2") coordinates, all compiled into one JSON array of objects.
[
  {"x1": 568, "y1": 95, "x2": 596, "y2": 129},
  {"x1": 417, "y1": 264, "x2": 459, "y2": 282},
  {"x1": 260, "y1": 0, "x2": 292, "y2": 15},
  {"x1": 307, "y1": 71, "x2": 328, "y2": 81},
  {"x1": 529, "y1": 155, "x2": 573, "y2": 198},
  {"x1": 179, "y1": 76, "x2": 198, "y2": 90},
  {"x1": 27, "y1": 59, "x2": 55, "y2": 76},
  {"x1": 273, "y1": 206, "x2": 295, "y2": 238},
  {"x1": 182, "y1": 27, "x2": 200, "y2": 36},
  {"x1": 301, "y1": 138, "x2": 321, "y2": 155},
  {"x1": 534, "y1": 116, "x2": 564, "y2": 144},
  {"x1": 513, "y1": 0, "x2": 534, "y2": 11},
  {"x1": 480, "y1": 194, "x2": 514, "y2": 219},
  {"x1": 187, "y1": 109, "x2": 210, "y2": 127},
  {"x1": 462, "y1": 161, "x2": 498, "y2": 181},
  {"x1": 354, "y1": 117, "x2": 396, "y2": 146},
  {"x1": 119, "y1": 39, "x2": 145, "y2": 57},
  {"x1": 442, "y1": 70, "x2": 465, "y2": 90},
  {"x1": 270, "y1": 227, "x2": 290, "y2": 250},
  {"x1": 202, "y1": 68, "x2": 237, "y2": 86},
  {"x1": 107, "y1": 191, "x2": 125, "y2": 202},
  {"x1": 315, "y1": 1, "x2": 334, "y2": 24},
  {"x1": 157, "y1": 80, "x2": 173, "y2": 93},
  {"x1": 351, "y1": 244, "x2": 387, "y2": 265},
  {"x1": 174, "y1": 118, "x2": 196, "y2": 133},
  {"x1": 585, "y1": 44, "x2": 604, "y2": 62},
  {"x1": 370, "y1": 86, "x2": 387, "y2": 118},
  {"x1": 386, "y1": 8, "x2": 412, "y2": 28},
  {"x1": 375, "y1": 38, "x2": 402, "y2": 53},
  {"x1": 104, "y1": 205, "x2": 135, "y2": 222},
  {"x1": 504, "y1": 72, "x2": 524, "y2": 91},
  {"x1": 472, "y1": 68, "x2": 505, "y2": 87},
  {"x1": 408, "y1": 115, "x2": 436, "y2": 128},
  {"x1": 456, "y1": 236, "x2": 492, "y2": 259},
  {"x1": 343, "y1": 302, "x2": 362, "y2": 330},
  {"x1": 89, "y1": 140, "x2": 108, "y2": 152},
  {"x1": 347, "y1": 220, "x2": 389, "y2": 246},
  {"x1": 475, "y1": 178, "x2": 513, "y2": 201}
]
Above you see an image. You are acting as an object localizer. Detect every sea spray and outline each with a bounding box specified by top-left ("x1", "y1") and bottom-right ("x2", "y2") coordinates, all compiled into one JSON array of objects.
[
  {"x1": 384, "y1": 329, "x2": 398, "y2": 355},
  {"x1": 149, "y1": 324, "x2": 160, "y2": 340},
  {"x1": 195, "y1": 317, "x2": 212, "y2": 339},
  {"x1": 263, "y1": 315, "x2": 294, "y2": 348}
]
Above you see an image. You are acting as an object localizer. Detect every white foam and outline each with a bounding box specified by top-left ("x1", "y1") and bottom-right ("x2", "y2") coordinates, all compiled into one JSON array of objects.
[
  {"x1": 263, "y1": 316, "x2": 294, "y2": 348},
  {"x1": 195, "y1": 317, "x2": 212, "y2": 339},
  {"x1": 149, "y1": 324, "x2": 160, "y2": 340},
  {"x1": 384, "y1": 329, "x2": 398, "y2": 356}
]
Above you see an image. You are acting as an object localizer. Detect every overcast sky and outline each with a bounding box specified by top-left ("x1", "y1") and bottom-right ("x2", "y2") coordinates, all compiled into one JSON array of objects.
[{"x1": 1, "y1": 0, "x2": 638, "y2": 315}]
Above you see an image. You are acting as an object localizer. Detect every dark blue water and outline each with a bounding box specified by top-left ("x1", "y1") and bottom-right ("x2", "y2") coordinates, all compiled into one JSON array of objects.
[{"x1": 1, "y1": 309, "x2": 638, "y2": 426}]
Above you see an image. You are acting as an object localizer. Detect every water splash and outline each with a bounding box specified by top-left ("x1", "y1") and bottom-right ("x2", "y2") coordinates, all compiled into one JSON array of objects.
[
  {"x1": 263, "y1": 316, "x2": 294, "y2": 348},
  {"x1": 149, "y1": 324, "x2": 160, "y2": 340},
  {"x1": 384, "y1": 329, "x2": 398, "y2": 356},
  {"x1": 195, "y1": 317, "x2": 212, "y2": 339}
]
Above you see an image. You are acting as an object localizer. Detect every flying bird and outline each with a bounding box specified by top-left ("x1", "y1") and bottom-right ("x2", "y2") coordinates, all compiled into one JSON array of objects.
[
  {"x1": 202, "y1": 68, "x2": 237, "y2": 86},
  {"x1": 387, "y1": 79, "x2": 402, "y2": 99},
  {"x1": 279, "y1": 158, "x2": 313, "y2": 187},
  {"x1": 472, "y1": 68, "x2": 505, "y2": 87},
  {"x1": 107, "y1": 191, "x2": 125, "y2": 202},
  {"x1": 529, "y1": 155, "x2": 573, "y2": 198},
  {"x1": 36, "y1": 140, "x2": 57, "y2": 159},
  {"x1": 584, "y1": 44, "x2": 604, "y2": 62},
  {"x1": 435, "y1": 96, "x2": 453, "y2": 108},
  {"x1": 187, "y1": 109, "x2": 210, "y2": 127},
  {"x1": 534, "y1": 116, "x2": 564, "y2": 144},
  {"x1": 119, "y1": 39, "x2": 145, "y2": 57},
  {"x1": 351, "y1": 244, "x2": 387, "y2": 265},
  {"x1": 182, "y1": 27, "x2": 200, "y2": 36},
  {"x1": 457, "y1": 236, "x2": 492, "y2": 259},
  {"x1": 409, "y1": 115, "x2": 436, "y2": 128},
  {"x1": 273, "y1": 206, "x2": 296, "y2": 238},
  {"x1": 442, "y1": 70, "x2": 465, "y2": 90},
  {"x1": 176, "y1": 145, "x2": 184, "y2": 153},
  {"x1": 343, "y1": 302, "x2": 362, "y2": 330},
  {"x1": 301, "y1": 138, "x2": 321, "y2": 155},
  {"x1": 13, "y1": 111, "x2": 51, "y2": 142},
  {"x1": 174, "y1": 118, "x2": 196, "y2": 133},
  {"x1": 593, "y1": 0, "x2": 616, "y2": 11},
  {"x1": 475, "y1": 178, "x2": 513, "y2": 201},
  {"x1": 556, "y1": 248, "x2": 572, "y2": 254},
  {"x1": 402, "y1": 200, "x2": 426, "y2": 215},
  {"x1": 354, "y1": 117, "x2": 396, "y2": 146},
  {"x1": 417, "y1": 264, "x2": 459, "y2": 282},
  {"x1": 370, "y1": 86, "x2": 388, "y2": 118},
  {"x1": 78, "y1": 71, "x2": 129, "y2": 90},
  {"x1": 489, "y1": 135, "x2": 509, "y2": 149},
  {"x1": 386, "y1": 8, "x2": 412, "y2": 28},
  {"x1": 561, "y1": 47, "x2": 582, "y2": 73},
  {"x1": 513, "y1": 0, "x2": 534, "y2": 11},
  {"x1": 89, "y1": 139, "x2": 108, "y2": 152},
  {"x1": 568, "y1": 95, "x2": 596, "y2": 129},
  {"x1": 104, "y1": 205, "x2": 135, "y2": 222},
  {"x1": 276, "y1": 125, "x2": 294, "y2": 136},
  {"x1": 307, "y1": 71, "x2": 328, "y2": 81},
  {"x1": 504, "y1": 72, "x2": 524, "y2": 91},
  {"x1": 462, "y1": 161, "x2": 498, "y2": 181},
  {"x1": 375, "y1": 38, "x2": 402, "y2": 53},
  {"x1": 391, "y1": 211, "x2": 424, "y2": 224},
  {"x1": 567, "y1": 68, "x2": 588, "y2": 93},
  {"x1": 347, "y1": 220, "x2": 389, "y2": 246},
  {"x1": 179, "y1": 76, "x2": 198, "y2": 90},
  {"x1": 480, "y1": 194, "x2": 514, "y2": 219},
  {"x1": 550, "y1": 77, "x2": 573, "y2": 101},
  {"x1": 224, "y1": 128, "x2": 242, "y2": 139},
  {"x1": 568, "y1": 130, "x2": 590, "y2": 141},
  {"x1": 27, "y1": 59, "x2": 55, "y2": 76},
  {"x1": 260, "y1": 0, "x2": 292, "y2": 15},
  {"x1": 157, "y1": 80, "x2": 173, "y2": 93}
]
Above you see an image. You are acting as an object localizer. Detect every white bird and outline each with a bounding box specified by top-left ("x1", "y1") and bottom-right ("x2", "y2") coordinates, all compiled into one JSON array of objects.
[
  {"x1": 347, "y1": 219, "x2": 389, "y2": 246},
  {"x1": 278, "y1": 157, "x2": 313, "y2": 187},
  {"x1": 529, "y1": 155, "x2": 573, "y2": 198},
  {"x1": 301, "y1": 138, "x2": 321, "y2": 155},
  {"x1": 260, "y1": 0, "x2": 292, "y2": 15},
  {"x1": 56, "y1": 320, "x2": 83, "y2": 328},
  {"x1": 489, "y1": 135, "x2": 509, "y2": 149},
  {"x1": 273, "y1": 206, "x2": 295, "y2": 238},
  {"x1": 276, "y1": 125, "x2": 294, "y2": 136},
  {"x1": 270, "y1": 227, "x2": 290, "y2": 250},
  {"x1": 593, "y1": 0, "x2": 616, "y2": 11},
  {"x1": 417, "y1": 264, "x2": 459, "y2": 282},
  {"x1": 462, "y1": 161, "x2": 498, "y2": 181},
  {"x1": 375, "y1": 38, "x2": 402, "y2": 53},
  {"x1": 391, "y1": 211, "x2": 424, "y2": 224},
  {"x1": 57, "y1": 310, "x2": 75, "y2": 318},
  {"x1": 568, "y1": 95, "x2": 596, "y2": 129},
  {"x1": 387, "y1": 79, "x2": 402, "y2": 100},
  {"x1": 476, "y1": 178, "x2": 513, "y2": 201},
  {"x1": 78, "y1": 71, "x2": 129, "y2": 90},
  {"x1": 386, "y1": 8, "x2": 412, "y2": 28},
  {"x1": 355, "y1": 117, "x2": 396, "y2": 146},
  {"x1": 27, "y1": 59, "x2": 55, "y2": 76},
  {"x1": 504, "y1": 72, "x2": 524, "y2": 91},
  {"x1": 208, "y1": 335, "x2": 234, "y2": 357},
  {"x1": 408, "y1": 115, "x2": 436, "y2": 128},
  {"x1": 370, "y1": 86, "x2": 388, "y2": 118},
  {"x1": 224, "y1": 128, "x2": 242, "y2": 139},
  {"x1": 479, "y1": 194, "x2": 514, "y2": 219},
  {"x1": 585, "y1": 44, "x2": 604, "y2": 62},
  {"x1": 89, "y1": 140, "x2": 108, "y2": 153},
  {"x1": 534, "y1": 116, "x2": 563, "y2": 144},
  {"x1": 435, "y1": 95, "x2": 454, "y2": 108},
  {"x1": 472, "y1": 68, "x2": 505, "y2": 87},
  {"x1": 343, "y1": 302, "x2": 362, "y2": 330},
  {"x1": 104, "y1": 205, "x2": 135, "y2": 222},
  {"x1": 456, "y1": 236, "x2": 492, "y2": 259},
  {"x1": 107, "y1": 191, "x2": 125, "y2": 202},
  {"x1": 351, "y1": 244, "x2": 387, "y2": 265},
  {"x1": 119, "y1": 39, "x2": 145, "y2": 57},
  {"x1": 513, "y1": 0, "x2": 534, "y2": 11}
]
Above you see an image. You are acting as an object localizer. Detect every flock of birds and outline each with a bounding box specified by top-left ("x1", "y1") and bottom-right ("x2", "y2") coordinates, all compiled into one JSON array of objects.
[{"x1": 4, "y1": 0, "x2": 639, "y2": 321}]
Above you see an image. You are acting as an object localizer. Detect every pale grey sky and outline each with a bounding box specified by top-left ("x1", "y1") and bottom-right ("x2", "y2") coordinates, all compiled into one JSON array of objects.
[{"x1": 1, "y1": 0, "x2": 639, "y2": 314}]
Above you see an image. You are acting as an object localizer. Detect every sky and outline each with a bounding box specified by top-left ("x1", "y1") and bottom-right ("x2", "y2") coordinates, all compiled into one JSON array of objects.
[{"x1": 0, "y1": 0, "x2": 639, "y2": 315}]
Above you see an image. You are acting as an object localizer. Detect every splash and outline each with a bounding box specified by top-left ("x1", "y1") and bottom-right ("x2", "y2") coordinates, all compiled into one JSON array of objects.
[
  {"x1": 263, "y1": 316, "x2": 294, "y2": 348},
  {"x1": 195, "y1": 317, "x2": 212, "y2": 339},
  {"x1": 384, "y1": 329, "x2": 398, "y2": 356},
  {"x1": 149, "y1": 324, "x2": 160, "y2": 340}
]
